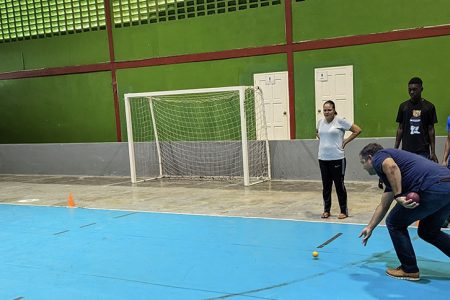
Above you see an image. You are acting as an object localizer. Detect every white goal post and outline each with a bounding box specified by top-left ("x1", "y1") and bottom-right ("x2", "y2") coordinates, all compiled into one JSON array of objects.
[{"x1": 124, "y1": 86, "x2": 271, "y2": 186}]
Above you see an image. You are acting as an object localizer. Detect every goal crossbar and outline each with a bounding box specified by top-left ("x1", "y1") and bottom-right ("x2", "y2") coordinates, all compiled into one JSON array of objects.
[{"x1": 124, "y1": 86, "x2": 251, "y2": 99}]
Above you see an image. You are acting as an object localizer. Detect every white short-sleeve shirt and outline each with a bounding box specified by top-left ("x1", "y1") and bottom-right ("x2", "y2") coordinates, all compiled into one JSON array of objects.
[{"x1": 317, "y1": 116, "x2": 352, "y2": 160}]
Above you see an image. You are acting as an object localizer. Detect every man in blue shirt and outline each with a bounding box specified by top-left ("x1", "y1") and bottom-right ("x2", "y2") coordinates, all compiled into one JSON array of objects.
[{"x1": 358, "y1": 143, "x2": 450, "y2": 281}]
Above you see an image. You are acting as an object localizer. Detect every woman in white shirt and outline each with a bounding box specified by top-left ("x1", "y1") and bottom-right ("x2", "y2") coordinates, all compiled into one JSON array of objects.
[{"x1": 316, "y1": 100, "x2": 362, "y2": 219}]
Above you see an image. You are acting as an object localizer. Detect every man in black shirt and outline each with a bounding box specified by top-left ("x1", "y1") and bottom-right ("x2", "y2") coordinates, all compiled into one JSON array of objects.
[{"x1": 394, "y1": 77, "x2": 438, "y2": 162}]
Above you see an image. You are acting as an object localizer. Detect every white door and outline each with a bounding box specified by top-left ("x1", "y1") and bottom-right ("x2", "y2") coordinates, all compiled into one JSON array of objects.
[
  {"x1": 253, "y1": 71, "x2": 290, "y2": 140},
  {"x1": 314, "y1": 66, "x2": 354, "y2": 137}
]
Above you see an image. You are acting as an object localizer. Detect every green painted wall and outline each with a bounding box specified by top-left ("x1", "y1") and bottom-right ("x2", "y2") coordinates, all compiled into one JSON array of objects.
[
  {"x1": 294, "y1": 36, "x2": 450, "y2": 139},
  {"x1": 116, "y1": 54, "x2": 287, "y2": 139},
  {"x1": 113, "y1": 5, "x2": 285, "y2": 61},
  {"x1": 0, "y1": 72, "x2": 116, "y2": 143},
  {"x1": 1, "y1": 0, "x2": 450, "y2": 144},
  {"x1": 293, "y1": 0, "x2": 450, "y2": 41},
  {"x1": 0, "y1": 31, "x2": 109, "y2": 73}
]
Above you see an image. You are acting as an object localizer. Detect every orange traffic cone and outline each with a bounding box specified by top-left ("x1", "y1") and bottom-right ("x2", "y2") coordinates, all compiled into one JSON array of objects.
[{"x1": 68, "y1": 192, "x2": 76, "y2": 208}]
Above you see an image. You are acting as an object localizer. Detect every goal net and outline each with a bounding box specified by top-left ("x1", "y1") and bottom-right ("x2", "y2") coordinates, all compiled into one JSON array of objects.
[{"x1": 124, "y1": 86, "x2": 270, "y2": 186}]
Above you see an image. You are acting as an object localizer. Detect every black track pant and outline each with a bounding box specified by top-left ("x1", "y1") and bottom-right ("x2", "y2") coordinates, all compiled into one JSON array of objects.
[{"x1": 319, "y1": 158, "x2": 347, "y2": 215}]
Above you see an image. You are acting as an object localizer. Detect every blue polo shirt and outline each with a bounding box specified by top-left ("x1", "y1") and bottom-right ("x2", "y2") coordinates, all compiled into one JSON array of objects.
[{"x1": 372, "y1": 149, "x2": 450, "y2": 193}]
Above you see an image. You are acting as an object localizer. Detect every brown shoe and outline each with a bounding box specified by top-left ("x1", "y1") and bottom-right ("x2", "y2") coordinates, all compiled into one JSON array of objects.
[{"x1": 386, "y1": 266, "x2": 420, "y2": 281}]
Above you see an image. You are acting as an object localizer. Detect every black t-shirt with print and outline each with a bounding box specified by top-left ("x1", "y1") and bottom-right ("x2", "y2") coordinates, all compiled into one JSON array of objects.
[{"x1": 396, "y1": 98, "x2": 437, "y2": 154}]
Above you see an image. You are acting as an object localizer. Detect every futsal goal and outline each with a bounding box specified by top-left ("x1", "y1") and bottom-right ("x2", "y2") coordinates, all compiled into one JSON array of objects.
[{"x1": 124, "y1": 86, "x2": 271, "y2": 186}]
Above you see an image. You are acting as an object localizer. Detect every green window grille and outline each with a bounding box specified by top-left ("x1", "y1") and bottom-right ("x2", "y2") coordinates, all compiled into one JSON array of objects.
[
  {"x1": 112, "y1": 0, "x2": 282, "y2": 28},
  {"x1": 0, "y1": 0, "x2": 106, "y2": 43},
  {"x1": 0, "y1": 0, "x2": 282, "y2": 42}
]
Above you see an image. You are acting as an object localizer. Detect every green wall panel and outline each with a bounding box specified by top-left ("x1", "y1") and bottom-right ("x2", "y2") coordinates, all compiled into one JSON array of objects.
[
  {"x1": 293, "y1": 0, "x2": 450, "y2": 41},
  {"x1": 1, "y1": 1, "x2": 450, "y2": 144},
  {"x1": 294, "y1": 36, "x2": 450, "y2": 139},
  {"x1": 0, "y1": 31, "x2": 110, "y2": 72},
  {"x1": 116, "y1": 54, "x2": 287, "y2": 139},
  {"x1": 0, "y1": 72, "x2": 116, "y2": 143},
  {"x1": 113, "y1": 5, "x2": 285, "y2": 61}
]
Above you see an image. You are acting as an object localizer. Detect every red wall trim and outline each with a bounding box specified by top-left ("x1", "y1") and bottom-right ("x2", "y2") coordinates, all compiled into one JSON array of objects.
[
  {"x1": 115, "y1": 45, "x2": 286, "y2": 69},
  {"x1": 284, "y1": 0, "x2": 296, "y2": 139},
  {"x1": 104, "y1": 1, "x2": 116, "y2": 64},
  {"x1": 3, "y1": 25, "x2": 449, "y2": 80},
  {"x1": 1, "y1": 24, "x2": 450, "y2": 141},
  {"x1": 284, "y1": 0, "x2": 293, "y2": 45},
  {"x1": 293, "y1": 24, "x2": 450, "y2": 52},
  {"x1": 104, "y1": 0, "x2": 122, "y2": 142},
  {"x1": 287, "y1": 50, "x2": 296, "y2": 139},
  {"x1": 0, "y1": 63, "x2": 110, "y2": 80}
]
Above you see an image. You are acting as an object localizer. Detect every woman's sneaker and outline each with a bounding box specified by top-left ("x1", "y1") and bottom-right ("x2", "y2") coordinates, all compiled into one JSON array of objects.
[{"x1": 386, "y1": 266, "x2": 420, "y2": 281}]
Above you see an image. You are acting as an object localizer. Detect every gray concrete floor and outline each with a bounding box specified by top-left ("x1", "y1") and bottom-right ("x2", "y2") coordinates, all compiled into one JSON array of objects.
[{"x1": 0, "y1": 175, "x2": 386, "y2": 225}]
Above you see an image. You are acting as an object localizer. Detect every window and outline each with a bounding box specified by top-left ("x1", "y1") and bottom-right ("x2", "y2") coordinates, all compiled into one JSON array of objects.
[
  {"x1": 0, "y1": 0, "x2": 106, "y2": 43},
  {"x1": 112, "y1": 0, "x2": 282, "y2": 28}
]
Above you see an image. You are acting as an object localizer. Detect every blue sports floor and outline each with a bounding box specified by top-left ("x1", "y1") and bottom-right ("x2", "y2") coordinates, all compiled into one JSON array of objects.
[{"x1": 0, "y1": 204, "x2": 449, "y2": 300}]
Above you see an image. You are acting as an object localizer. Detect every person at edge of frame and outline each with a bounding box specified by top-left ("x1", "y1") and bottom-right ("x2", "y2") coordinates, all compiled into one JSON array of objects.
[
  {"x1": 359, "y1": 143, "x2": 450, "y2": 281},
  {"x1": 441, "y1": 116, "x2": 450, "y2": 228}
]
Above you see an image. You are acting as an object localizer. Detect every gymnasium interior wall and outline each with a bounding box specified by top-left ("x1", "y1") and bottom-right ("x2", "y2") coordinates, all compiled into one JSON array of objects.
[
  {"x1": 0, "y1": 138, "x2": 446, "y2": 181},
  {"x1": 0, "y1": 0, "x2": 449, "y2": 178}
]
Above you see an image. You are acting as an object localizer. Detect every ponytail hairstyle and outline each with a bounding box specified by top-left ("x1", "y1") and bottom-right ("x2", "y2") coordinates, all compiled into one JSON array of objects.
[{"x1": 323, "y1": 100, "x2": 338, "y2": 115}]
